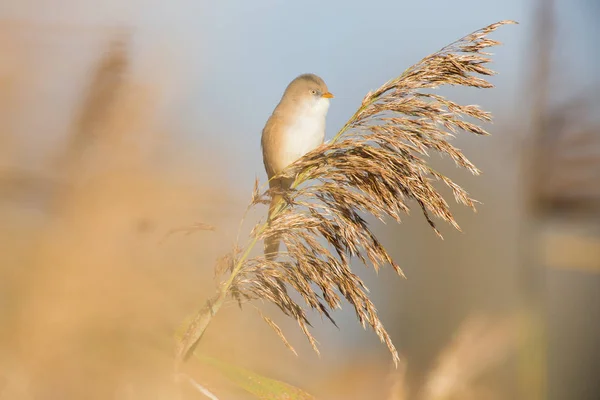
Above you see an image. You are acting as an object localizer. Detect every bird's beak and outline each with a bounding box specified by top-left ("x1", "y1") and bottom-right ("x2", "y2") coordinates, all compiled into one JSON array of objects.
[{"x1": 321, "y1": 92, "x2": 334, "y2": 99}]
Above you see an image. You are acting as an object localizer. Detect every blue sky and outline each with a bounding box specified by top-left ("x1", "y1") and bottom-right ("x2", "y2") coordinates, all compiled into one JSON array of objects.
[
  {"x1": 156, "y1": 0, "x2": 532, "y2": 190},
  {"x1": 3, "y1": 0, "x2": 598, "y2": 190}
]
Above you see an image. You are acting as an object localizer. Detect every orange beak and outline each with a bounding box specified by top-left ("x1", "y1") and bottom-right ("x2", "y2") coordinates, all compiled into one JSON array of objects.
[{"x1": 321, "y1": 92, "x2": 334, "y2": 99}]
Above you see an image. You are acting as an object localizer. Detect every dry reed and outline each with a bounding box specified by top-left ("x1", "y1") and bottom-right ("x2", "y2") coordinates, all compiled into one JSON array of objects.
[{"x1": 177, "y1": 20, "x2": 516, "y2": 368}]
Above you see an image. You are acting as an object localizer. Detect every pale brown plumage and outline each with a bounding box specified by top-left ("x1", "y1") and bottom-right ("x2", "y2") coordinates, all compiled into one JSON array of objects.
[{"x1": 261, "y1": 73, "x2": 333, "y2": 259}]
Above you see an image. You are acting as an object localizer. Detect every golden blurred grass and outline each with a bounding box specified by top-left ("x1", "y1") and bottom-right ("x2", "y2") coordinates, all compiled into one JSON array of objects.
[{"x1": 0, "y1": 24, "x2": 236, "y2": 399}]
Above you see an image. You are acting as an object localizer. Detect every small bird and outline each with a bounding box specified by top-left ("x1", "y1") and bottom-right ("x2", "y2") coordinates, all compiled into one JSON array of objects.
[{"x1": 261, "y1": 73, "x2": 334, "y2": 260}]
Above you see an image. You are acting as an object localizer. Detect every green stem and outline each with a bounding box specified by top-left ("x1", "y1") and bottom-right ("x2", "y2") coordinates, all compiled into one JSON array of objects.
[{"x1": 175, "y1": 291, "x2": 226, "y2": 365}]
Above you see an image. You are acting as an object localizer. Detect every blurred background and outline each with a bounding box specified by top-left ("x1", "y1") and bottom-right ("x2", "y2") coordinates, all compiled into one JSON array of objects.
[{"x1": 1, "y1": 0, "x2": 599, "y2": 399}]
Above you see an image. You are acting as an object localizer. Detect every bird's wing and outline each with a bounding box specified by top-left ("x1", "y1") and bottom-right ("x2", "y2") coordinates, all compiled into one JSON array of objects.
[{"x1": 261, "y1": 114, "x2": 284, "y2": 183}]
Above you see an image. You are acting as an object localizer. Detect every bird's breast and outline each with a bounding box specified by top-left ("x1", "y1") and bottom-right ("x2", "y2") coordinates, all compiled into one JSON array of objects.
[{"x1": 279, "y1": 114, "x2": 325, "y2": 170}]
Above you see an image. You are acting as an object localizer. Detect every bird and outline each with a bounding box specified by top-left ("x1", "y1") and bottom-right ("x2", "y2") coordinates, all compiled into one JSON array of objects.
[{"x1": 261, "y1": 73, "x2": 334, "y2": 260}]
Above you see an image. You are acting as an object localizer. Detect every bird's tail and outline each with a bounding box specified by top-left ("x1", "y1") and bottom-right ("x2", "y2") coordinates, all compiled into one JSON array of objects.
[
  {"x1": 264, "y1": 177, "x2": 291, "y2": 260},
  {"x1": 264, "y1": 191, "x2": 283, "y2": 261}
]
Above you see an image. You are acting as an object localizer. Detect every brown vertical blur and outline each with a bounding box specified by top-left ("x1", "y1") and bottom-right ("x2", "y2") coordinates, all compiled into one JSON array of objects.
[
  {"x1": 0, "y1": 21, "x2": 237, "y2": 399},
  {"x1": 525, "y1": 0, "x2": 600, "y2": 399}
]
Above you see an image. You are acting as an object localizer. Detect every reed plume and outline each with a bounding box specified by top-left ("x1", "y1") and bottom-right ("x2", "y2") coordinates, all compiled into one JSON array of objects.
[{"x1": 176, "y1": 20, "x2": 516, "y2": 367}]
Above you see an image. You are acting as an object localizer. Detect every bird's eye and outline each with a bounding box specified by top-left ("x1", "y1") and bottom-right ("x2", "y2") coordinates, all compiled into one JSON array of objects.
[{"x1": 310, "y1": 89, "x2": 317, "y2": 95}]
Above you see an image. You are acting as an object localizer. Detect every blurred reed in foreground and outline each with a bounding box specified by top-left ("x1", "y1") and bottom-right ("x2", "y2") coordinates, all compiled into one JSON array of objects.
[{"x1": 0, "y1": 26, "x2": 228, "y2": 399}]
